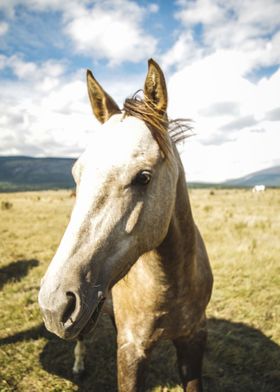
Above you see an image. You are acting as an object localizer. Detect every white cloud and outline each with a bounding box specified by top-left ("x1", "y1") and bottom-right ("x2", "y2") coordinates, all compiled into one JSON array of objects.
[
  {"x1": 168, "y1": 52, "x2": 280, "y2": 182},
  {"x1": 0, "y1": 0, "x2": 88, "y2": 16},
  {"x1": 161, "y1": 32, "x2": 202, "y2": 70},
  {"x1": 177, "y1": 0, "x2": 280, "y2": 33},
  {"x1": 177, "y1": 0, "x2": 225, "y2": 25},
  {"x1": 160, "y1": 0, "x2": 280, "y2": 181},
  {"x1": 0, "y1": 53, "x2": 146, "y2": 159},
  {"x1": 1, "y1": 0, "x2": 158, "y2": 65},
  {"x1": 0, "y1": 55, "x2": 97, "y2": 158},
  {"x1": 1, "y1": 0, "x2": 279, "y2": 183},
  {"x1": 64, "y1": 1, "x2": 157, "y2": 65},
  {"x1": 2, "y1": 54, "x2": 65, "y2": 87},
  {"x1": 167, "y1": 0, "x2": 280, "y2": 72},
  {"x1": 8, "y1": 55, "x2": 38, "y2": 80},
  {"x1": 0, "y1": 22, "x2": 9, "y2": 36},
  {"x1": 182, "y1": 127, "x2": 279, "y2": 183},
  {"x1": 148, "y1": 3, "x2": 159, "y2": 14}
]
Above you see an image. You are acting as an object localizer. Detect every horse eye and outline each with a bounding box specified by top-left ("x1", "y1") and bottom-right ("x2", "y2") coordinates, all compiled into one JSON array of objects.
[{"x1": 133, "y1": 170, "x2": 152, "y2": 186}]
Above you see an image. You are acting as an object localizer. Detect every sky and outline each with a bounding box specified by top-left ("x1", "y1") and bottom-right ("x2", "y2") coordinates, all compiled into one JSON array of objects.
[{"x1": 0, "y1": 0, "x2": 279, "y2": 182}]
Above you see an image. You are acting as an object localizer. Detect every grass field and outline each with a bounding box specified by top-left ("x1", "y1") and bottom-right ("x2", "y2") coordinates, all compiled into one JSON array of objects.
[{"x1": 0, "y1": 189, "x2": 279, "y2": 391}]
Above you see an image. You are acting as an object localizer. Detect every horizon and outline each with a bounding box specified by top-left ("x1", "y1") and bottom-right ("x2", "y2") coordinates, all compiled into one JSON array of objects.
[
  {"x1": 1, "y1": 154, "x2": 278, "y2": 184},
  {"x1": 0, "y1": 1, "x2": 280, "y2": 182}
]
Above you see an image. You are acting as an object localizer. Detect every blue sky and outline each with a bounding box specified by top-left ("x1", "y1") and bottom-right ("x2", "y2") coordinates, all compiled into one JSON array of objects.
[{"x1": 0, "y1": 0, "x2": 280, "y2": 182}]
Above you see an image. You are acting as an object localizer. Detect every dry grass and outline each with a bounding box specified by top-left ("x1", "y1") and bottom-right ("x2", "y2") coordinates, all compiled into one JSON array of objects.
[{"x1": 0, "y1": 189, "x2": 279, "y2": 391}]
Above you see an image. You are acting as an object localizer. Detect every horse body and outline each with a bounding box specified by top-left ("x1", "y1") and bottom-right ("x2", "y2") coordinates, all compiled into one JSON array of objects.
[
  {"x1": 39, "y1": 59, "x2": 213, "y2": 392},
  {"x1": 252, "y1": 184, "x2": 265, "y2": 192},
  {"x1": 112, "y1": 152, "x2": 212, "y2": 391}
]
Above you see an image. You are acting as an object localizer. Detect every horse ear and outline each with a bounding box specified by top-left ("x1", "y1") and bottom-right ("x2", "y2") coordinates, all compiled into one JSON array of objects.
[
  {"x1": 87, "y1": 70, "x2": 121, "y2": 123},
  {"x1": 144, "y1": 59, "x2": 168, "y2": 114}
]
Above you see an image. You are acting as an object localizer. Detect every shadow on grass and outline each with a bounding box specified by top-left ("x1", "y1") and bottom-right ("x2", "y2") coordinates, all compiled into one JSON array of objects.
[
  {"x1": 0, "y1": 323, "x2": 49, "y2": 347},
  {"x1": 0, "y1": 316, "x2": 279, "y2": 391},
  {"x1": 39, "y1": 317, "x2": 280, "y2": 392},
  {"x1": 0, "y1": 259, "x2": 39, "y2": 290}
]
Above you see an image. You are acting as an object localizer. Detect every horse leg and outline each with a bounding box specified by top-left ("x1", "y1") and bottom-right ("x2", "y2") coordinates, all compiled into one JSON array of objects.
[
  {"x1": 117, "y1": 341, "x2": 150, "y2": 392},
  {"x1": 110, "y1": 314, "x2": 117, "y2": 332},
  {"x1": 72, "y1": 314, "x2": 115, "y2": 379},
  {"x1": 72, "y1": 337, "x2": 86, "y2": 378},
  {"x1": 173, "y1": 330, "x2": 207, "y2": 392}
]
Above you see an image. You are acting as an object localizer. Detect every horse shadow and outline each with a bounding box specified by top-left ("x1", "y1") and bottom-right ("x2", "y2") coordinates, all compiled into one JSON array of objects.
[
  {"x1": 1, "y1": 316, "x2": 279, "y2": 391},
  {"x1": 0, "y1": 259, "x2": 39, "y2": 289},
  {"x1": 39, "y1": 316, "x2": 280, "y2": 392}
]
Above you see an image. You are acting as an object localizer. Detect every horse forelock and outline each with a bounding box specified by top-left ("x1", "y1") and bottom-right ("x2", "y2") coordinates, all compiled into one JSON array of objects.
[{"x1": 122, "y1": 92, "x2": 193, "y2": 159}]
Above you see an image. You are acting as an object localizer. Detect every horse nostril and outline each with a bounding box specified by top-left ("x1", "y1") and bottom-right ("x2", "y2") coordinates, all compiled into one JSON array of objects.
[{"x1": 61, "y1": 292, "x2": 77, "y2": 325}]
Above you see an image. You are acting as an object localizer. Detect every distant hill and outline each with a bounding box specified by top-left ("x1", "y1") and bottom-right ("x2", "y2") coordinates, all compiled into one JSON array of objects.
[
  {"x1": 223, "y1": 165, "x2": 280, "y2": 187},
  {"x1": 0, "y1": 156, "x2": 279, "y2": 191},
  {"x1": 0, "y1": 156, "x2": 75, "y2": 192}
]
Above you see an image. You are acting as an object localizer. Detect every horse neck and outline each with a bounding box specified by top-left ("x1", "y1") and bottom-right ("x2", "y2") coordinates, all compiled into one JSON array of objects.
[
  {"x1": 156, "y1": 151, "x2": 197, "y2": 283},
  {"x1": 117, "y1": 150, "x2": 197, "y2": 300}
]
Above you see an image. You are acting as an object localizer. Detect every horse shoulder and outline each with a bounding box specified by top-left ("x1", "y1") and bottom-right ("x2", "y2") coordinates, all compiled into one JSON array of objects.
[{"x1": 193, "y1": 225, "x2": 213, "y2": 306}]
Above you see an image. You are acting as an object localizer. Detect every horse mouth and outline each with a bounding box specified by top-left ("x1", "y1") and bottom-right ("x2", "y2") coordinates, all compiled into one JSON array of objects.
[{"x1": 78, "y1": 296, "x2": 106, "y2": 338}]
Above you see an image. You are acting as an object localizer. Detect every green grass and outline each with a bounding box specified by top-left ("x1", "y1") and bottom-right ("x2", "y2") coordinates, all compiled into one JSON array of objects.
[{"x1": 0, "y1": 189, "x2": 279, "y2": 391}]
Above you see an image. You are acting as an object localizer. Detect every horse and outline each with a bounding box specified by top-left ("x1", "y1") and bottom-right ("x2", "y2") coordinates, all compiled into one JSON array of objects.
[
  {"x1": 252, "y1": 185, "x2": 266, "y2": 193},
  {"x1": 38, "y1": 59, "x2": 213, "y2": 392}
]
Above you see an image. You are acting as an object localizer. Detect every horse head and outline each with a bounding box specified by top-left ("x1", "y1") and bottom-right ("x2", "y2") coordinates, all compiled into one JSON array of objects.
[{"x1": 38, "y1": 60, "x2": 179, "y2": 340}]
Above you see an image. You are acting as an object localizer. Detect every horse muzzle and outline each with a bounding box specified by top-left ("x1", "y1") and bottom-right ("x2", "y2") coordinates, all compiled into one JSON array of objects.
[{"x1": 38, "y1": 282, "x2": 106, "y2": 340}]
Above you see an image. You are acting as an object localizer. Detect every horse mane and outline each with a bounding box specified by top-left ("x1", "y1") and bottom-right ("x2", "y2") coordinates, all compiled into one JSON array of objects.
[{"x1": 123, "y1": 91, "x2": 192, "y2": 158}]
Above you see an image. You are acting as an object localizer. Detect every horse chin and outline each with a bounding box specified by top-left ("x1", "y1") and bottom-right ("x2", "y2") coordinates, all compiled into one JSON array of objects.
[{"x1": 77, "y1": 296, "x2": 106, "y2": 339}]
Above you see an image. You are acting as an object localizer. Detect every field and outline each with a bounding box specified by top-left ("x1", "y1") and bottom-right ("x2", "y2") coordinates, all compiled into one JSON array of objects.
[{"x1": 0, "y1": 189, "x2": 279, "y2": 391}]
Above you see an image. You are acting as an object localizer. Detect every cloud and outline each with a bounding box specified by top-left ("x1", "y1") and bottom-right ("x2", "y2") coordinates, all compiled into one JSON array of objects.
[
  {"x1": 221, "y1": 115, "x2": 257, "y2": 132},
  {"x1": 165, "y1": 0, "x2": 280, "y2": 73},
  {"x1": 0, "y1": 0, "x2": 88, "y2": 16},
  {"x1": 1, "y1": 0, "x2": 158, "y2": 65},
  {"x1": 249, "y1": 128, "x2": 265, "y2": 134},
  {"x1": 0, "y1": 54, "x2": 98, "y2": 158},
  {"x1": 0, "y1": 52, "x2": 146, "y2": 159},
  {"x1": 148, "y1": 3, "x2": 159, "y2": 14},
  {"x1": 0, "y1": 22, "x2": 9, "y2": 36},
  {"x1": 64, "y1": 1, "x2": 157, "y2": 65},
  {"x1": 1, "y1": 54, "x2": 65, "y2": 86},
  {"x1": 199, "y1": 101, "x2": 240, "y2": 117},
  {"x1": 0, "y1": 0, "x2": 279, "y2": 183},
  {"x1": 167, "y1": 51, "x2": 280, "y2": 181},
  {"x1": 265, "y1": 107, "x2": 280, "y2": 121},
  {"x1": 176, "y1": 0, "x2": 225, "y2": 25},
  {"x1": 177, "y1": 0, "x2": 280, "y2": 32},
  {"x1": 168, "y1": 50, "x2": 256, "y2": 121},
  {"x1": 161, "y1": 31, "x2": 202, "y2": 70},
  {"x1": 182, "y1": 126, "x2": 280, "y2": 183}
]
